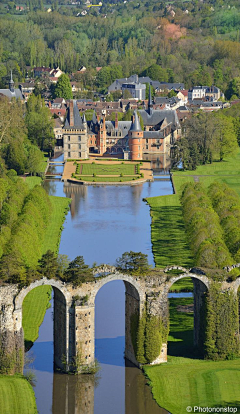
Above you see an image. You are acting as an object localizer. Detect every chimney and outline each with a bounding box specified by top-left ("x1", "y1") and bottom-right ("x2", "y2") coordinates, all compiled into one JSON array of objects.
[
  {"x1": 115, "y1": 112, "x2": 118, "y2": 129},
  {"x1": 69, "y1": 101, "x2": 74, "y2": 127},
  {"x1": 48, "y1": 101, "x2": 51, "y2": 108}
]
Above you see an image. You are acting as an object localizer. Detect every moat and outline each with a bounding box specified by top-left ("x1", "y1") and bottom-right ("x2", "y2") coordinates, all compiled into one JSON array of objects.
[{"x1": 27, "y1": 160, "x2": 173, "y2": 414}]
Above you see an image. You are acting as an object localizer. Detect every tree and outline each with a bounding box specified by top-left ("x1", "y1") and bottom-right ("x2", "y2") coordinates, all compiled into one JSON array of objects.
[
  {"x1": 25, "y1": 95, "x2": 54, "y2": 150},
  {"x1": 141, "y1": 64, "x2": 169, "y2": 82},
  {"x1": 212, "y1": 114, "x2": 238, "y2": 161},
  {"x1": 116, "y1": 251, "x2": 150, "y2": 274},
  {"x1": 38, "y1": 250, "x2": 59, "y2": 278},
  {"x1": 63, "y1": 256, "x2": 92, "y2": 286},
  {"x1": 25, "y1": 144, "x2": 44, "y2": 175},
  {"x1": 53, "y1": 74, "x2": 73, "y2": 99}
]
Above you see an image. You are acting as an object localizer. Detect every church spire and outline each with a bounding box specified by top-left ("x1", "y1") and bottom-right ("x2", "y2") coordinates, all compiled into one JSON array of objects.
[
  {"x1": 9, "y1": 70, "x2": 14, "y2": 93},
  {"x1": 148, "y1": 84, "x2": 153, "y2": 115}
]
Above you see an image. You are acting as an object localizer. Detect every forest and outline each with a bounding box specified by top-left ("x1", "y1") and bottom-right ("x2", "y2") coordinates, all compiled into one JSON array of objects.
[{"x1": 1, "y1": 0, "x2": 240, "y2": 98}]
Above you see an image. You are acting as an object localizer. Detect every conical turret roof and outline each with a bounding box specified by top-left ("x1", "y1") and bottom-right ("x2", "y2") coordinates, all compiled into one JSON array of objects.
[{"x1": 129, "y1": 110, "x2": 142, "y2": 132}]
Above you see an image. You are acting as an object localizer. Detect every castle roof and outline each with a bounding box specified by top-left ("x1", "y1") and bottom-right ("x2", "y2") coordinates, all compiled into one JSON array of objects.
[
  {"x1": 138, "y1": 109, "x2": 180, "y2": 129},
  {"x1": 129, "y1": 111, "x2": 142, "y2": 132},
  {"x1": 64, "y1": 100, "x2": 84, "y2": 129}
]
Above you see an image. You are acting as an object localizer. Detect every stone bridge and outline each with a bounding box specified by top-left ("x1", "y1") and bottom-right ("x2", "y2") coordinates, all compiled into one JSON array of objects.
[{"x1": 0, "y1": 266, "x2": 239, "y2": 373}]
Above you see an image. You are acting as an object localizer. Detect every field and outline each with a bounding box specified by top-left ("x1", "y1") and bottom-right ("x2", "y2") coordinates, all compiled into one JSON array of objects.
[
  {"x1": 144, "y1": 357, "x2": 240, "y2": 414},
  {"x1": 43, "y1": 195, "x2": 71, "y2": 253},
  {"x1": 168, "y1": 297, "x2": 194, "y2": 357},
  {"x1": 173, "y1": 149, "x2": 240, "y2": 195},
  {"x1": 146, "y1": 194, "x2": 193, "y2": 268},
  {"x1": 0, "y1": 375, "x2": 37, "y2": 414}
]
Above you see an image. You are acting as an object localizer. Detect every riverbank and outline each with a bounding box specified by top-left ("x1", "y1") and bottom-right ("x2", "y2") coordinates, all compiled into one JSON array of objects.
[{"x1": 0, "y1": 375, "x2": 38, "y2": 414}]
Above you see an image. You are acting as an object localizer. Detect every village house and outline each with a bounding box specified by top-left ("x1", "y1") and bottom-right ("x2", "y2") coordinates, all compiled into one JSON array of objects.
[{"x1": 188, "y1": 85, "x2": 222, "y2": 101}]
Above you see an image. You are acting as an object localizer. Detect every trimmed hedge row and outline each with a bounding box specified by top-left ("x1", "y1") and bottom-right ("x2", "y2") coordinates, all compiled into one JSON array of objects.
[
  {"x1": 208, "y1": 182, "x2": 240, "y2": 261},
  {"x1": 181, "y1": 183, "x2": 233, "y2": 268},
  {"x1": 0, "y1": 184, "x2": 52, "y2": 283}
]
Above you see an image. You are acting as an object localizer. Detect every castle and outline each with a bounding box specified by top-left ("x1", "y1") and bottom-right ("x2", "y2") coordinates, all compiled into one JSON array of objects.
[{"x1": 63, "y1": 87, "x2": 181, "y2": 161}]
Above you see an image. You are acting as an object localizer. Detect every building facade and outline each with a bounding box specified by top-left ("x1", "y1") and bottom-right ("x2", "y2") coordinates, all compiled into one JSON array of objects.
[{"x1": 63, "y1": 100, "x2": 88, "y2": 160}]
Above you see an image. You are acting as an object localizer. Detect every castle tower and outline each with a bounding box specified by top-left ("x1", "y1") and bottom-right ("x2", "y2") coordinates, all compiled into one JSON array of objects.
[
  {"x1": 99, "y1": 114, "x2": 106, "y2": 155},
  {"x1": 63, "y1": 100, "x2": 88, "y2": 160},
  {"x1": 128, "y1": 111, "x2": 143, "y2": 161}
]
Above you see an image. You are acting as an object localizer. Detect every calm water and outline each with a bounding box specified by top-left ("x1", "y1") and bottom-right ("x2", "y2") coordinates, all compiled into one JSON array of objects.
[{"x1": 27, "y1": 162, "x2": 173, "y2": 414}]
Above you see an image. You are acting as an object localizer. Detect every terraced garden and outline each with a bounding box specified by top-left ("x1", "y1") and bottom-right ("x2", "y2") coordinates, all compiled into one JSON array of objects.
[{"x1": 72, "y1": 161, "x2": 143, "y2": 182}]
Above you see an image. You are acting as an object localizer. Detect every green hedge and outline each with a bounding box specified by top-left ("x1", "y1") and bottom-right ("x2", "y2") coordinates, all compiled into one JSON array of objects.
[
  {"x1": 181, "y1": 183, "x2": 233, "y2": 268},
  {"x1": 208, "y1": 182, "x2": 240, "y2": 261}
]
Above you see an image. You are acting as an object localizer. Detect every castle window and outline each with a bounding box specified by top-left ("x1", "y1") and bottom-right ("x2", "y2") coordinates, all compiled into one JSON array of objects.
[
  {"x1": 146, "y1": 139, "x2": 148, "y2": 143},
  {"x1": 68, "y1": 144, "x2": 70, "y2": 149},
  {"x1": 79, "y1": 144, "x2": 81, "y2": 149},
  {"x1": 68, "y1": 152, "x2": 71, "y2": 157},
  {"x1": 138, "y1": 139, "x2": 140, "y2": 142},
  {"x1": 146, "y1": 145, "x2": 148, "y2": 150},
  {"x1": 68, "y1": 136, "x2": 70, "y2": 141},
  {"x1": 79, "y1": 152, "x2": 81, "y2": 158},
  {"x1": 78, "y1": 136, "x2": 81, "y2": 141}
]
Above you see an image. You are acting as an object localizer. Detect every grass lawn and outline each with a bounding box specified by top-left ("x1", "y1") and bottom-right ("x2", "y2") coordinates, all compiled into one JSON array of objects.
[
  {"x1": 144, "y1": 296, "x2": 240, "y2": 414},
  {"x1": 25, "y1": 176, "x2": 42, "y2": 189},
  {"x1": 144, "y1": 358, "x2": 240, "y2": 414},
  {"x1": 168, "y1": 298, "x2": 194, "y2": 357},
  {"x1": 0, "y1": 375, "x2": 37, "y2": 414},
  {"x1": 80, "y1": 163, "x2": 137, "y2": 175},
  {"x1": 173, "y1": 149, "x2": 240, "y2": 195},
  {"x1": 23, "y1": 286, "x2": 52, "y2": 350},
  {"x1": 43, "y1": 195, "x2": 71, "y2": 253},
  {"x1": 146, "y1": 194, "x2": 193, "y2": 268}
]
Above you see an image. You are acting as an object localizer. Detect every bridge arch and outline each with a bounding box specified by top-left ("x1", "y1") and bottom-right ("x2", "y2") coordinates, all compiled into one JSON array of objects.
[
  {"x1": 166, "y1": 272, "x2": 210, "y2": 292},
  {"x1": 166, "y1": 272, "x2": 209, "y2": 354},
  {"x1": 89, "y1": 273, "x2": 145, "y2": 305},
  {"x1": 89, "y1": 273, "x2": 145, "y2": 367},
  {"x1": 14, "y1": 278, "x2": 72, "y2": 372}
]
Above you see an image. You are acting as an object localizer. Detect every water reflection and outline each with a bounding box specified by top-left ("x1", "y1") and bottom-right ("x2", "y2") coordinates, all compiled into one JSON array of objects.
[{"x1": 32, "y1": 164, "x2": 173, "y2": 414}]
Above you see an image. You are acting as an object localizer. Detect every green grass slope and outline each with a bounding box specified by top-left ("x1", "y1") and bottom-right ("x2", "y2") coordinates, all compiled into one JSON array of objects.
[
  {"x1": 146, "y1": 194, "x2": 193, "y2": 268},
  {"x1": 0, "y1": 375, "x2": 38, "y2": 414},
  {"x1": 144, "y1": 358, "x2": 240, "y2": 414}
]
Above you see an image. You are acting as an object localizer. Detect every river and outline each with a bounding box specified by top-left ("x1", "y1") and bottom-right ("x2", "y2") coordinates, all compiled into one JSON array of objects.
[{"x1": 26, "y1": 160, "x2": 173, "y2": 414}]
